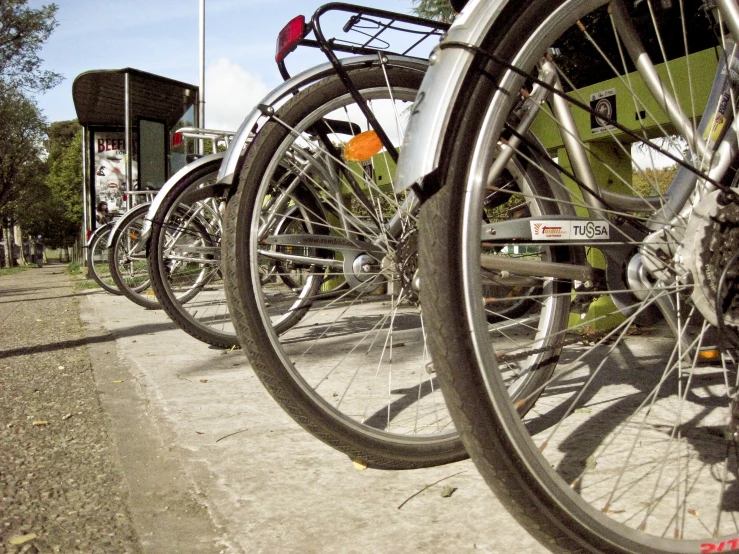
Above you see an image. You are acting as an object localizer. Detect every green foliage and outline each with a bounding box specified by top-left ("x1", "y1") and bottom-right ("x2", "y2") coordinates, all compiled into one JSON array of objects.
[
  {"x1": 0, "y1": 0, "x2": 62, "y2": 92},
  {"x1": 65, "y1": 261, "x2": 81, "y2": 275},
  {"x1": 46, "y1": 120, "x2": 80, "y2": 163},
  {"x1": 411, "y1": 0, "x2": 456, "y2": 22},
  {"x1": 22, "y1": 127, "x2": 83, "y2": 248},
  {"x1": 0, "y1": 83, "x2": 47, "y2": 213},
  {"x1": 631, "y1": 165, "x2": 678, "y2": 198},
  {"x1": 0, "y1": 265, "x2": 37, "y2": 277}
]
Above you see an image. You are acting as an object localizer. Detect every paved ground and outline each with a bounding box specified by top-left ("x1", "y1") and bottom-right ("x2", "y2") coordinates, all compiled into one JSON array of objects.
[
  {"x1": 1, "y1": 265, "x2": 546, "y2": 553},
  {"x1": 0, "y1": 265, "x2": 140, "y2": 554}
]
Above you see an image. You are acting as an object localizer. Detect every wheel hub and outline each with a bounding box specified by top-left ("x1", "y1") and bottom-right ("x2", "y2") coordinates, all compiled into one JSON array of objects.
[{"x1": 343, "y1": 252, "x2": 383, "y2": 292}]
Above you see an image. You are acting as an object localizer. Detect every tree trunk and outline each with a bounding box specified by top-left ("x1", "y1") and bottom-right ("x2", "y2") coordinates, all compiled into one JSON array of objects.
[
  {"x1": 13, "y1": 225, "x2": 27, "y2": 266},
  {"x1": 2, "y1": 225, "x2": 13, "y2": 267}
]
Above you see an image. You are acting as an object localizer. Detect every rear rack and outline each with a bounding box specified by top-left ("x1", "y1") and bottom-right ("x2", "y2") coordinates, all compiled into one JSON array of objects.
[
  {"x1": 277, "y1": 3, "x2": 449, "y2": 163},
  {"x1": 279, "y1": 3, "x2": 449, "y2": 80},
  {"x1": 174, "y1": 127, "x2": 235, "y2": 153}
]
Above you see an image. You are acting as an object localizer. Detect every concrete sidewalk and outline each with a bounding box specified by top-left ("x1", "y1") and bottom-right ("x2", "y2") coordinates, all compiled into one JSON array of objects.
[{"x1": 78, "y1": 279, "x2": 545, "y2": 553}]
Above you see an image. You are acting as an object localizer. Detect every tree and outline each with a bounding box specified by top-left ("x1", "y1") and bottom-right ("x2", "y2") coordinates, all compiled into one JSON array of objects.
[
  {"x1": 411, "y1": 0, "x2": 456, "y2": 23},
  {"x1": 0, "y1": 0, "x2": 61, "y2": 92},
  {"x1": 0, "y1": 83, "x2": 47, "y2": 214},
  {"x1": 46, "y1": 119, "x2": 80, "y2": 164},
  {"x1": 16, "y1": 122, "x2": 83, "y2": 249}
]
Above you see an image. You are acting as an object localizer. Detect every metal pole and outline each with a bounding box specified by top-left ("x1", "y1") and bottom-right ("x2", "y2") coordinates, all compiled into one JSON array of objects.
[
  {"x1": 81, "y1": 127, "x2": 89, "y2": 237},
  {"x1": 124, "y1": 71, "x2": 133, "y2": 212},
  {"x1": 198, "y1": 0, "x2": 205, "y2": 154}
]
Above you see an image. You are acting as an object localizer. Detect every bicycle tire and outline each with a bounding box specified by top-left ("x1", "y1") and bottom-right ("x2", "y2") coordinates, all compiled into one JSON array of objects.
[
  {"x1": 146, "y1": 159, "x2": 237, "y2": 347},
  {"x1": 421, "y1": 0, "x2": 739, "y2": 551},
  {"x1": 108, "y1": 203, "x2": 160, "y2": 310},
  {"x1": 223, "y1": 60, "x2": 472, "y2": 469},
  {"x1": 87, "y1": 223, "x2": 121, "y2": 295}
]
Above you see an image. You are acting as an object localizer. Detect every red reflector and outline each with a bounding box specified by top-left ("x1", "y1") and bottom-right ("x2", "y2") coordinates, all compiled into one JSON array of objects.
[
  {"x1": 172, "y1": 131, "x2": 182, "y2": 148},
  {"x1": 122, "y1": 194, "x2": 127, "y2": 201},
  {"x1": 86, "y1": 230, "x2": 93, "y2": 241},
  {"x1": 276, "y1": 15, "x2": 306, "y2": 63}
]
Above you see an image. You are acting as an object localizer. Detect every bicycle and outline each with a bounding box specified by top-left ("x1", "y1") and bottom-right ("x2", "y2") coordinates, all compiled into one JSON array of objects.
[
  {"x1": 394, "y1": 0, "x2": 739, "y2": 551},
  {"x1": 144, "y1": 128, "x2": 235, "y2": 347},
  {"x1": 86, "y1": 221, "x2": 121, "y2": 295},
  {"x1": 107, "y1": 192, "x2": 160, "y2": 309},
  {"x1": 222, "y1": 3, "x2": 560, "y2": 469}
]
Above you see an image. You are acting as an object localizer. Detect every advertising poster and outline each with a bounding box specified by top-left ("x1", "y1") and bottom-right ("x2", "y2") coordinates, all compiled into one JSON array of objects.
[{"x1": 93, "y1": 131, "x2": 138, "y2": 216}]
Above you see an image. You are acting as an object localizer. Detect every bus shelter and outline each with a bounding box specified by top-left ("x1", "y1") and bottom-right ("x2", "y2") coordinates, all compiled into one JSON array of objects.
[{"x1": 72, "y1": 68, "x2": 199, "y2": 237}]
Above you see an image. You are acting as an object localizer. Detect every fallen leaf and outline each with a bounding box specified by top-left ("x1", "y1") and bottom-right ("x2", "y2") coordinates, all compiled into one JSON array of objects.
[
  {"x1": 196, "y1": 431, "x2": 204, "y2": 435},
  {"x1": 32, "y1": 421, "x2": 48, "y2": 426},
  {"x1": 440, "y1": 485, "x2": 457, "y2": 498},
  {"x1": 200, "y1": 379, "x2": 208, "y2": 383},
  {"x1": 112, "y1": 380, "x2": 123, "y2": 384},
  {"x1": 58, "y1": 365, "x2": 65, "y2": 370},
  {"x1": 62, "y1": 413, "x2": 72, "y2": 421},
  {"x1": 131, "y1": 340, "x2": 137, "y2": 343},
  {"x1": 9, "y1": 534, "x2": 37, "y2": 545},
  {"x1": 35, "y1": 319, "x2": 42, "y2": 322},
  {"x1": 688, "y1": 509, "x2": 700, "y2": 516},
  {"x1": 353, "y1": 459, "x2": 367, "y2": 470}
]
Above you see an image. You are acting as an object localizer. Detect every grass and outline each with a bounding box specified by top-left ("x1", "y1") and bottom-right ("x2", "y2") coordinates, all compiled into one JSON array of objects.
[
  {"x1": 0, "y1": 264, "x2": 39, "y2": 277},
  {"x1": 74, "y1": 280, "x2": 102, "y2": 290},
  {"x1": 65, "y1": 261, "x2": 82, "y2": 276},
  {"x1": 64, "y1": 261, "x2": 106, "y2": 291}
]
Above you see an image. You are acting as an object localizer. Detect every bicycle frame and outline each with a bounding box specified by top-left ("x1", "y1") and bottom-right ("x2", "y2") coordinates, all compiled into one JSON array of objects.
[{"x1": 397, "y1": 0, "x2": 739, "y2": 340}]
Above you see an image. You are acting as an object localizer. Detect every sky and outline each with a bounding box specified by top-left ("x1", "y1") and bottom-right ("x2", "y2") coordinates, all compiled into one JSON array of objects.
[{"x1": 29, "y1": 0, "x2": 419, "y2": 130}]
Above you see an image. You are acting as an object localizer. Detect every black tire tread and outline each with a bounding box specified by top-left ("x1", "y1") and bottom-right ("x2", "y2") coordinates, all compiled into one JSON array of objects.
[
  {"x1": 146, "y1": 161, "x2": 237, "y2": 348},
  {"x1": 108, "y1": 204, "x2": 160, "y2": 310},
  {"x1": 87, "y1": 223, "x2": 121, "y2": 295},
  {"x1": 223, "y1": 63, "x2": 467, "y2": 469}
]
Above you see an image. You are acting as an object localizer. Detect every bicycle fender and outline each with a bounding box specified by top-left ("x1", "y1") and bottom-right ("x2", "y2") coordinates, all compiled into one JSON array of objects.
[
  {"x1": 394, "y1": 0, "x2": 511, "y2": 194},
  {"x1": 216, "y1": 54, "x2": 429, "y2": 187},
  {"x1": 86, "y1": 221, "x2": 112, "y2": 247},
  {"x1": 141, "y1": 152, "x2": 225, "y2": 239},
  {"x1": 106, "y1": 202, "x2": 152, "y2": 249}
]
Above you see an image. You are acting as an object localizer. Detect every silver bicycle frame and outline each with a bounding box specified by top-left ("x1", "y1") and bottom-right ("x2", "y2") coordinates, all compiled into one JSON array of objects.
[{"x1": 395, "y1": 0, "x2": 739, "y2": 207}]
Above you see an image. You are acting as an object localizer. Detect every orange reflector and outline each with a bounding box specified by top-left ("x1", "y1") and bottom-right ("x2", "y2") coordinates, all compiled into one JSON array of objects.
[
  {"x1": 128, "y1": 232, "x2": 139, "y2": 240},
  {"x1": 344, "y1": 130, "x2": 383, "y2": 162},
  {"x1": 698, "y1": 349, "x2": 720, "y2": 360}
]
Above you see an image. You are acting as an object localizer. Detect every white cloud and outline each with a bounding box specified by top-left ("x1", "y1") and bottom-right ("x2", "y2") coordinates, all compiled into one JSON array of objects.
[{"x1": 204, "y1": 58, "x2": 270, "y2": 131}]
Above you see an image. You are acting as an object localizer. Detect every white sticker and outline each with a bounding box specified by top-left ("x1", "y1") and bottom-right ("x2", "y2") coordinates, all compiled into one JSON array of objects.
[{"x1": 530, "y1": 220, "x2": 609, "y2": 241}]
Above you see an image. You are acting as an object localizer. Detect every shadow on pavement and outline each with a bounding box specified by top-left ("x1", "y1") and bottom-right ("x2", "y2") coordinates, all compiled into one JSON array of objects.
[{"x1": 0, "y1": 320, "x2": 179, "y2": 359}]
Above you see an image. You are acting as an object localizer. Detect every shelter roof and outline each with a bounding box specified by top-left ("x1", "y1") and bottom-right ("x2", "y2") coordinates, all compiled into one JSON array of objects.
[{"x1": 72, "y1": 68, "x2": 198, "y2": 127}]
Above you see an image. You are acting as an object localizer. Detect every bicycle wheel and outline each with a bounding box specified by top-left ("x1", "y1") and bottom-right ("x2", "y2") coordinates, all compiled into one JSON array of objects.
[
  {"x1": 108, "y1": 203, "x2": 159, "y2": 310},
  {"x1": 421, "y1": 0, "x2": 739, "y2": 551},
  {"x1": 87, "y1": 223, "x2": 121, "y2": 295},
  {"x1": 222, "y1": 60, "x2": 467, "y2": 469},
  {"x1": 147, "y1": 159, "x2": 237, "y2": 347}
]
